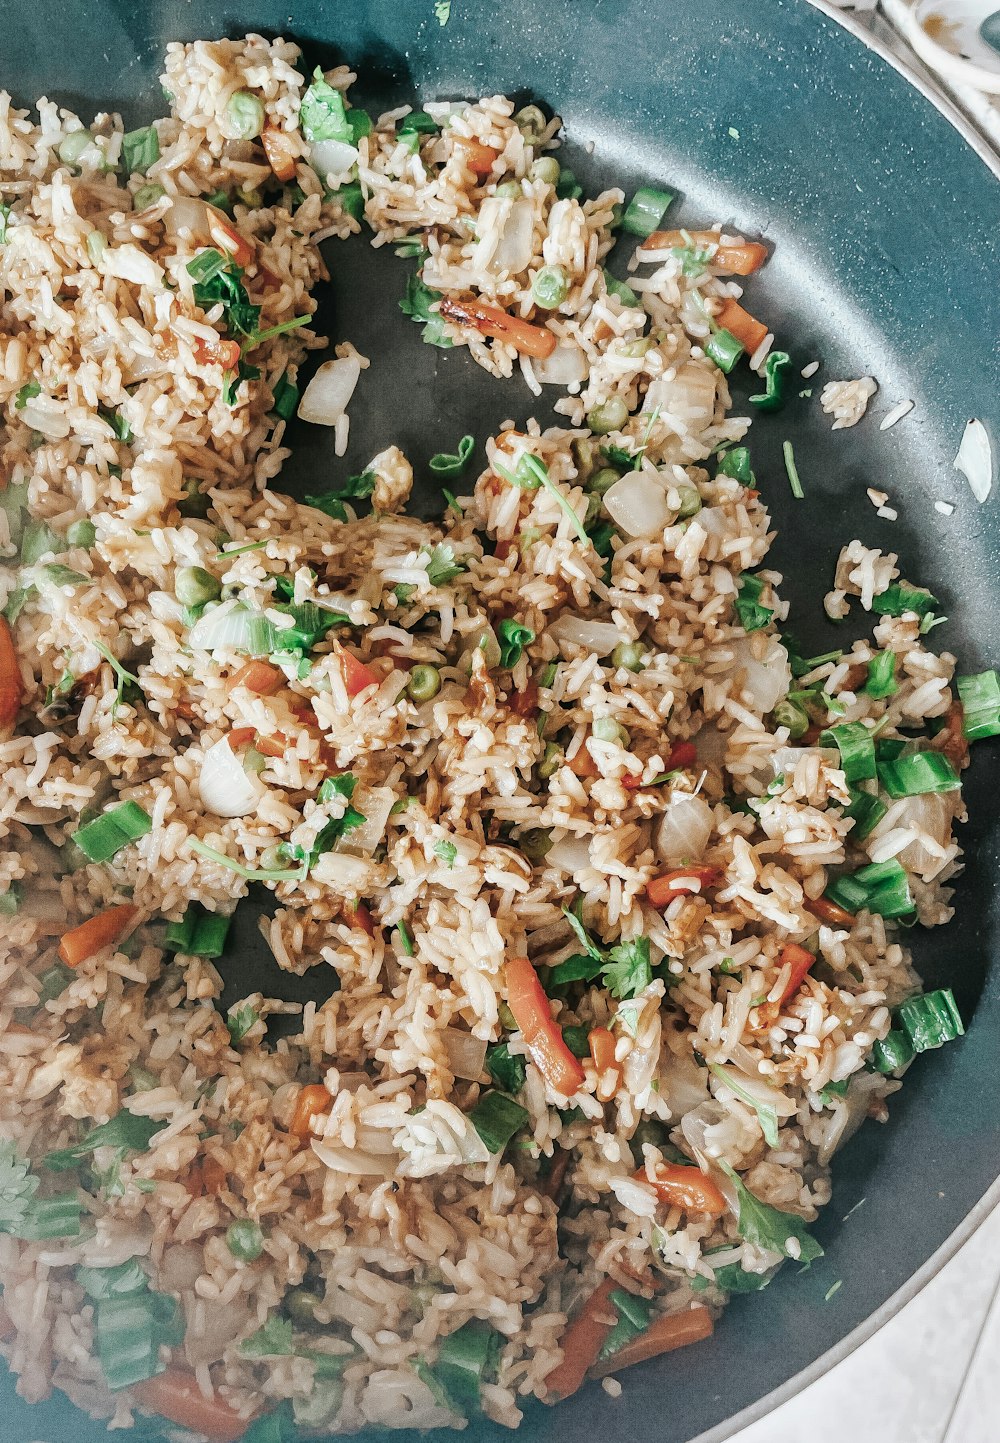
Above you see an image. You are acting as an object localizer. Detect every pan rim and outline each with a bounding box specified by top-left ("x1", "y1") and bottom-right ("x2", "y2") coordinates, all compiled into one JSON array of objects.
[{"x1": 685, "y1": 15, "x2": 1000, "y2": 1442}]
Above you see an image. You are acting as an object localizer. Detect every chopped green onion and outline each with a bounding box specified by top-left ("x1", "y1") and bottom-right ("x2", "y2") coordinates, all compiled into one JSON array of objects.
[
  {"x1": 555, "y1": 168, "x2": 582, "y2": 201},
  {"x1": 782, "y1": 438, "x2": 804, "y2": 499},
  {"x1": 249, "y1": 314, "x2": 312, "y2": 347},
  {"x1": 71, "y1": 800, "x2": 153, "y2": 864},
  {"x1": 602, "y1": 270, "x2": 640, "y2": 307},
  {"x1": 226, "y1": 90, "x2": 265, "y2": 140},
  {"x1": 164, "y1": 904, "x2": 232, "y2": 958},
  {"x1": 485, "y1": 1042, "x2": 526, "y2": 1094},
  {"x1": 870, "y1": 582, "x2": 938, "y2": 619},
  {"x1": 749, "y1": 350, "x2": 791, "y2": 412},
  {"x1": 864, "y1": 651, "x2": 898, "y2": 699},
  {"x1": 843, "y1": 786, "x2": 887, "y2": 841},
  {"x1": 531, "y1": 264, "x2": 570, "y2": 310},
  {"x1": 397, "y1": 110, "x2": 440, "y2": 153},
  {"x1": 14, "y1": 1192, "x2": 82, "y2": 1241},
  {"x1": 871, "y1": 1028, "x2": 915, "y2": 1074},
  {"x1": 121, "y1": 125, "x2": 160, "y2": 177},
  {"x1": 497, "y1": 618, "x2": 535, "y2": 669},
  {"x1": 897, "y1": 988, "x2": 964, "y2": 1053},
  {"x1": 957, "y1": 670, "x2": 1000, "y2": 740},
  {"x1": 186, "y1": 836, "x2": 305, "y2": 882},
  {"x1": 20, "y1": 518, "x2": 61, "y2": 565},
  {"x1": 270, "y1": 371, "x2": 299, "y2": 421},
  {"x1": 825, "y1": 859, "x2": 913, "y2": 920},
  {"x1": 76, "y1": 1259, "x2": 149, "y2": 1300},
  {"x1": 300, "y1": 69, "x2": 354, "y2": 144},
  {"x1": 433, "y1": 1320, "x2": 503, "y2": 1416},
  {"x1": 705, "y1": 328, "x2": 744, "y2": 374},
  {"x1": 878, "y1": 750, "x2": 960, "y2": 799},
  {"x1": 66, "y1": 519, "x2": 97, "y2": 547},
  {"x1": 396, "y1": 919, "x2": 414, "y2": 957},
  {"x1": 429, "y1": 434, "x2": 475, "y2": 476},
  {"x1": 336, "y1": 180, "x2": 364, "y2": 221},
  {"x1": 15, "y1": 380, "x2": 41, "y2": 410},
  {"x1": 494, "y1": 452, "x2": 588, "y2": 543},
  {"x1": 875, "y1": 737, "x2": 906, "y2": 763},
  {"x1": 716, "y1": 445, "x2": 755, "y2": 486},
  {"x1": 621, "y1": 186, "x2": 675, "y2": 237},
  {"x1": 772, "y1": 697, "x2": 809, "y2": 740},
  {"x1": 599, "y1": 1289, "x2": 654, "y2": 1360},
  {"x1": 36, "y1": 960, "x2": 73, "y2": 1005},
  {"x1": 57, "y1": 130, "x2": 96, "y2": 167},
  {"x1": 819, "y1": 721, "x2": 877, "y2": 783},
  {"x1": 469, "y1": 1091, "x2": 529, "y2": 1154},
  {"x1": 96, "y1": 1290, "x2": 182, "y2": 1390},
  {"x1": 132, "y1": 182, "x2": 165, "y2": 210},
  {"x1": 734, "y1": 573, "x2": 773, "y2": 633}
]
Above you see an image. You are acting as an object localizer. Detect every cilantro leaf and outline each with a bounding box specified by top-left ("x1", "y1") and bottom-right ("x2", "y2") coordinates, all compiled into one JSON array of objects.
[
  {"x1": 318, "y1": 772, "x2": 358, "y2": 803},
  {"x1": 400, "y1": 272, "x2": 454, "y2": 348},
  {"x1": 43, "y1": 1111, "x2": 166, "y2": 1172},
  {"x1": 241, "y1": 1315, "x2": 294, "y2": 1357},
  {"x1": 497, "y1": 618, "x2": 535, "y2": 669},
  {"x1": 561, "y1": 902, "x2": 604, "y2": 961},
  {"x1": 0, "y1": 1141, "x2": 40, "y2": 1230},
  {"x1": 485, "y1": 1042, "x2": 526, "y2": 1094},
  {"x1": 434, "y1": 839, "x2": 458, "y2": 868},
  {"x1": 422, "y1": 542, "x2": 467, "y2": 587},
  {"x1": 709, "y1": 1064, "x2": 780, "y2": 1147},
  {"x1": 227, "y1": 1002, "x2": 259, "y2": 1046},
  {"x1": 304, "y1": 471, "x2": 376, "y2": 522},
  {"x1": 15, "y1": 381, "x2": 40, "y2": 410},
  {"x1": 601, "y1": 936, "x2": 652, "y2": 1000},
  {"x1": 546, "y1": 952, "x2": 603, "y2": 988},
  {"x1": 719, "y1": 1161, "x2": 823, "y2": 1264}
]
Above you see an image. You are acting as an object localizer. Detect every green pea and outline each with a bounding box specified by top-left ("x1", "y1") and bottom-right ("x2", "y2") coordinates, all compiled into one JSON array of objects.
[
  {"x1": 67, "y1": 519, "x2": 96, "y2": 548},
  {"x1": 570, "y1": 436, "x2": 600, "y2": 482},
  {"x1": 584, "y1": 493, "x2": 602, "y2": 527},
  {"x1": 587, "y1": 467, "x2": 621, "y2": 497},
  {"x1": 612, "y1": 642, "x2": 646, "y2": 673},
  {"x1": 129, "y1": 1066, "x2": 159, "y2": 1092},
  {"x1": 225, "y1": 1219, "x2": 264, "y2": 1262},
  {"x1": 586, "y1": 397, "x2": 629, "y2": 436},
  {"x1": 592, "y1": 716, "x2": 629, "y2": 746},
  {"x1": 226, "y1": 90, "x2": 265, "y2": 141},
  {"x1": 258, "y1": 843, "x2": 285, "y2": 870},
  {"x1": 174, "y1": 566, "x2": 221, "y2": 609},
  {"x1": 498, "y1": 1002, "x2": 518, "y2": 1030},
  {"x1": 86, "y1": 231, "x2": 107, "y2": 265},
  {"x1": 514, "y1": 104, "x2": 546, "y2": 141},
  {"x1": 537, "y1": 741, "x2": 563, "y2": 779},
  {"x1": 408, "y1": 664, "x2": 441, "y2": 701},
  {"x1": 674, "y1": 483, "x2": 702, "y2": 519},
  {"x1": 772, "y1": 698, "x2": 809, "y2": 740},
  {"x1": 133, "y1": 182, "x2": 165, "y2": 210},
  {"x1": 493, "y1": 180, "x2": 523, "y2": 199},
  {"x1": 178, "y1": 479, "x2": 211, "y2": 518},
  {"x1": 528, "y1": 156, "x2": 560, "y2": 186},
  {"x1": 286, "y1": 1287, "x2": 323, "y2": 1324},
  {"x1": 57, "y1": 130, "x2": 95, "y2": 167},
  {"x1": 518, "y1": 828, "x2": 553, "y2": 863},
  {"x1": 531, "y1": 265, "x2": 570, "y2": 310}
]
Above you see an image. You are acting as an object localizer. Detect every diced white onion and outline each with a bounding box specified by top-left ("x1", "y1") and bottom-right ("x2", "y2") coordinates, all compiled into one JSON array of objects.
[
  {"x1": 298, "y1": 356, "x2": 362, "y2": 426},
  {"x1": 80, "y1": 1215, "x2": 153, "y2": 1268},
  {"x1": 199, "y1": 737, "x2": 266, "y2": 818},
  {"x1": 532, "y1": 341, "x2": 588, "y2": 386},
  {"x1": 547, "y1": 614, "x2": 623, "y2": 655},
  {"x1": 659, "y1": 1050, "x2": 710, "y2": 1119},
  {"x1": 163, "y1": 195, "x2": 210, "y2": 240},
  {"x1": 727, "y1": 635, "x2": 791, "y2": 714},
  {"x1": 655, "y1": 794, "x2": 714, "y2": 866},
  {"x1": 710, "y1": 1063, "x2": 797, "y2": 1118},
  {"x1": 602, "y1": 472, "x2": 672, "y2": 539},
  {"x1": 441, "y1": 1028, "x2": 488, "y2": 1081},
  {"x1": 310, "y1": 137, "x2": 361, "y2": 181},
  {"x1": 546, "y1": 832, "x2": 593, "y2": 871},
  {"x1": 645, "y1": 362, "x2": 717, "y2": 424},
  {"x1": 477, "y1": 197, "x2": 535, "y2": 275},
  {"x1": 954, "y1": 418, "x2": 992, "y2": 503},
  {"x1": 311, "y1": 1138, "x2": 394, "y2": 1176},
  {"x1": 341, "y1": 786, "x2": 396, "y2": 855}
]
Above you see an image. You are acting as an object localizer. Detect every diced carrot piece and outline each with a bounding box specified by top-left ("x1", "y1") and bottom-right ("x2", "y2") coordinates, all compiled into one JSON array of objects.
[
  {"x1": 184, "y1": 1164, "x2": 204, "y2": 1197},
  {"x1": 588, "y1": 1026, "x2": 621, "y2": 1097},
  {"x1": 566, "y1": 741, "x2": 599, "y2": 779},
  {"x1": 509, "y1": 682, "x2": 539, "y2": 717},
  {"x1": 438, "y1": 295, "x2": 556, "y2": 359},
  {"x1": 540, "y1": 1147, "x2": 571, "y2": 1201},
  {"x1": 805, "y1": 895, "x2": 855, "y2": 928},
  {"x1": 453, "y1": 136, "x2": 499, "y2": 178},
  {"x1": 254, "y1": 262, "x2": 283, "y2": 291},
  {"x1": 640, "y1": 228, "x2": 768, "y2": 275},
  {"x1": 193, "y1": 335, "x2": 242, "y2": 371},
  {"x1": 231, "y1": 660, "x2": 284, "y2": 696},
  {"x1": 506, "y1": 955, "x2": 586, "y2": 1099},
  {"x1": 0, "y1": 617, "x2": 23, "y2": 730},
  {"x1": 544, "y1": 1278, "x2": 619, "y2": 1402},
  {"x1": 587, "y1": 1306, "x2": 713, "y2": 1379},
  {"x1": 632, "y1": 1162, "x2": 726, "y2": 1217},
  {"x1": 261, "y1": 127, "x2": 298, "y2": 183},
  {"x1": 349, "y1": 900, "x2": 376, "y2": 937},
  {"x1": 202, "y1": 1156, "x2": 227, "y2": 1195},
  {"x1": 713, "y1": 298, "x2": 768, "y2": 355},
  {"x1": 494, "y1": 539, "x2": 514, "y2": 561},
  {"x1": 777, "y1": 941, "x2": 816, "y2": 1006},
  {"x1": 59, "y1": 905, "x2": 137, "y2": 968},
  {"x1": 289, "y1": 1083, "x2": 332, "y2": 1140},
  {"x1": 254, "y1": 733, "x2": 286, "y2": 759},
  {"x1": 931, "y1": 699, "x2": 969, "y2": 771},
  {"x1": 339, "y1": 649, "x2": 380, "y2": 698},
  {"x1": 646, "y1": 866, "x2": 720, "y2": 909},
  {"x1": 665, "y1": 740, "x2": 698, "y2": 771},
  {"x1": 205, "y1": 205, "x2": 254, "y2": 266},
  {"x1": 133, "y1": 1371, "x2": 256, "y2": 1443},
  {"x1": 227, "y1": 727, "x2": 257, "y2": 749}
]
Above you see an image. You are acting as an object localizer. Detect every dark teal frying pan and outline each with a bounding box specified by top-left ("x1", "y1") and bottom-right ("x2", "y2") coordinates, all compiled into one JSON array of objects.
[{"x1": 2, "y1": 1, "x2": 999, "y2": 1439}]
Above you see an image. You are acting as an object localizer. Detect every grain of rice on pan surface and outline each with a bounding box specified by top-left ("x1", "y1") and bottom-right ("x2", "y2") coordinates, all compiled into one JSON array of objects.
[{"x1": 0, "y1": 31, "x2": 978, "y2": 1440}]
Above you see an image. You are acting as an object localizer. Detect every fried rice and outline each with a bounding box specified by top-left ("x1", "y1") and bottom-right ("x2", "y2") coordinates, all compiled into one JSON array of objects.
[{"x1": 0, "y1": 31, "x2": 978, "y2": 1440}]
